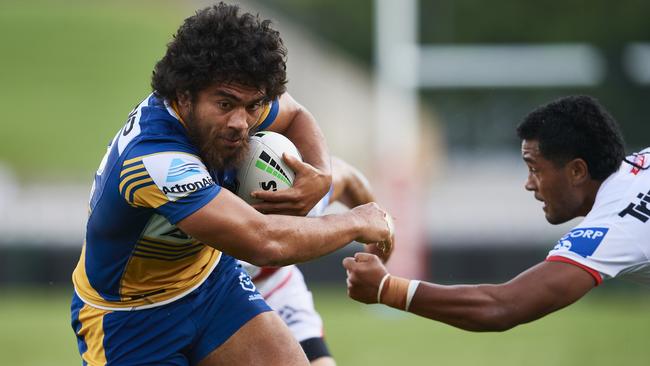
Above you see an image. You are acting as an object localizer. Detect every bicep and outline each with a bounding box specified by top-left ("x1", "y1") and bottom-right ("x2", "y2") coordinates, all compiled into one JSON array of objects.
[
  {"x1": 177, "y1": 188, "x2": 267, "y2": 260},
  {"x1": 264, "y1": 93, "x2": 302, "y2": 133}
]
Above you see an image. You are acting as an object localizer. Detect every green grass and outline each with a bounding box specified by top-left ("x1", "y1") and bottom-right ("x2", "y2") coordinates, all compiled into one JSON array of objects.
[
  {"x1": 317, "y1": 287, "x2": 650, "y2": 365},
  {"x1": 1, "y1": 286, "x2": 649, "y2": 365},
  {"x1": 0, "y1": 0, "x2": 186, "y2": 179}
]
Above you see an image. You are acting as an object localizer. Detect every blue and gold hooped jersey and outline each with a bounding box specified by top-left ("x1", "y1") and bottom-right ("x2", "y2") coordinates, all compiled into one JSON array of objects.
[{"x1": 72, "y1": 93, "x2": 279, "y2": 310}]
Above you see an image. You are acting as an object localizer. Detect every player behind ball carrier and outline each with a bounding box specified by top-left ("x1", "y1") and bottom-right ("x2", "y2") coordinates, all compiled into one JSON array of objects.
[
  {"x1": 345, "y1": 95, "x2": 650, "y2": 332},
  {"x1": 70, "y1": 4, "x2": 393, "y2": 366},
  {"x1": 237, "y1": 157, "x2": 392, "y2": 366}
]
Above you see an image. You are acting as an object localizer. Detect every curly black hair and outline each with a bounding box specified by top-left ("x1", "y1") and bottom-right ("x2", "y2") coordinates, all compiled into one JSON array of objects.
[
  {"x1": 151, "y1": 2, "x2": 287, "y2": 101},
  {"x1": 516, "y1": 95, "x2": 625, "y2": 181}
]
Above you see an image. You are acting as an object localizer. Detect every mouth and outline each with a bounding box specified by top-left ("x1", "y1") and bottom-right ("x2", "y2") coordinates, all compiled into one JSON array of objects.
[
  {"x1": 220, "y1": 136, "x2": 244, "y2": 148},
  {"x1": 534, "y1": 195, "x2": 546, "y2": 210}
]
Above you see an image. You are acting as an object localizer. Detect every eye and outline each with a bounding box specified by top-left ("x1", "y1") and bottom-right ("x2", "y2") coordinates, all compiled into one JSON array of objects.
[
  {"x1": 217, "y1": 101, "x2": 232, "y2": 110},
  {"x1": 246, "y1": 101, "x2": 264, "y2": 112}
]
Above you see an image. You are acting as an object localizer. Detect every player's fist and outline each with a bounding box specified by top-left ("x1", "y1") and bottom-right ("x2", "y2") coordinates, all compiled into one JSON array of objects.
[
  {"x1": 349, "y1": 203, "x2": 394, "y2": 254},
  {"x1": 342, "y1": 252, "x2": 388, "y2": 304}
]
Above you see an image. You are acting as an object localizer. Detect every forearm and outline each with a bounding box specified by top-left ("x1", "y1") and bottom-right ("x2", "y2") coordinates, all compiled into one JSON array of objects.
[
  {"x1": 247, "y1": 212, "x2": 361, "y2": 266},
  {"x1": 347, "y1": 260, "x2": 594, "y2": 332},
  {"x1": 331, "y1": 156, "x2": 375, "y2": 207},
  {"x1": 406, "y1": 282, "x2": 519, "y2": 332},
  {"x1": 180, "y1": 189, "x2": 391, "y2": 268}
]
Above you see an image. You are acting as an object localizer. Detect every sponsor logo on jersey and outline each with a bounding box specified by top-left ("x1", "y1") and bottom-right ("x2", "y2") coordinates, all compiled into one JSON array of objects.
[
  {"x1": 553, "y1": 227, "x2": 608, "y2": 257},
  {"x1": 619, "y1": 189, "x2": 650, "y2": 223},
  {"x1": 166, "y1": 158, "x2": 203, "y2": 182},
  {"x1": 629, "y1": 154, "x2": 647, "y2": 175},
  {"x1": 248, "y1": 294, "x2": 264, "y2": 301},
  {"x1": 161, "y1": 177, "x2": 215, "y2": 195},
  {"x1": 142, "y1": 152, "x2": 214, "y2": 202},
  {"x1": 277, "y1": 305, "x2": 306, "y2": 326}
]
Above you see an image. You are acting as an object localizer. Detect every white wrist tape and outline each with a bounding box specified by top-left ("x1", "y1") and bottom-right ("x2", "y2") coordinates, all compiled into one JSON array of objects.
[
  {"x1": 405, "y1": 280, "x2": 421, "y2": 311},
  {"x1": 376, "y1": 273, "x2": 391, "y2": 304}
]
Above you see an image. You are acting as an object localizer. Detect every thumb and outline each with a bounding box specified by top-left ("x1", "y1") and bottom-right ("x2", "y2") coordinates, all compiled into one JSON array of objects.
[
  {"x1": 354, "y1": 252, "x2": 376, "y2": 262},
  {"x1": 342, "y1": 257, "x2": 356, "y2": 270}
]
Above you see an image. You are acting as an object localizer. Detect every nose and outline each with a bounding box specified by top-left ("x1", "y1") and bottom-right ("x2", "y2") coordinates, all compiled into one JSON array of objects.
[
  {"x1": 524, "y1": 174, "x2": 536, "y2": 192},
  {"x1": 227, "y1": 107, "x2": 249, "y2": 131}
]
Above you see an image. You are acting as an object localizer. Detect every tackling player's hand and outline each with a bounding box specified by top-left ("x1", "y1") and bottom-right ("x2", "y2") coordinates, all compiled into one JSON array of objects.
[
  {"x1": 251, "y1": 153, "x2": 331, "y2": 216},
  {"x1": 343, "y1": 252, "x2": 388, "y2": 304}
]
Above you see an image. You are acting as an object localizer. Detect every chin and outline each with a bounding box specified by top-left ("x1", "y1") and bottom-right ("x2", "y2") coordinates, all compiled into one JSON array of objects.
[{"x1": 545, "y1": 212, "x2": 571, "y2": 225}]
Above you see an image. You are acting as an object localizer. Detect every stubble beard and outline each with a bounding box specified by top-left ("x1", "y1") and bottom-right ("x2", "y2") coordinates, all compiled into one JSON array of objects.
[{"x1": 185, "y1": 112, "x2": 250, "y2": 172}]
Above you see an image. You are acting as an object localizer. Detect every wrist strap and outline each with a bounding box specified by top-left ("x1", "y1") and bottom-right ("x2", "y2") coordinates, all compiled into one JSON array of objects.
[
  {"x1": 405, "y1": 280, "x2": 421, "y2": 311},
  {"x1": 379, "y1": 275, "x2": 409, "y2": 309},
  {"x1": 376, "y1": 273, "x2": 391, "y2": 304}
]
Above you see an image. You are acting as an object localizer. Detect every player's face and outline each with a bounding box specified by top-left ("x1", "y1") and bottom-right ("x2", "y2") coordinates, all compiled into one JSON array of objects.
[
  {"x1": 521, "y1": 139, "x2": 582, "y2": 225},
  {"x1": 183, "y1": 83, "x2": 267, "y2": 170}
]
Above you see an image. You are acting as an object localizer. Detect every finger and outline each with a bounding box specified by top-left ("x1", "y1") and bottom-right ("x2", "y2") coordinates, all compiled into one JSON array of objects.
[
  {"x1": 282, "y1": 153, "x2": 310, "y2": 172},
  {"x1": 364, "y1": 242, "x2": 389, "y2": 263},
  {"x1": 251, "y1": 201, "x2": 303, "y2": 214},
  {"x1": 342, "y1": 257, "x2": 357, "y2": 270},
  {"x1": 251, "y1": 188, "x2": 300, "y2": 202},
  {"x1": 384, "y1": 213, "x2": 396, "y2": 239}
]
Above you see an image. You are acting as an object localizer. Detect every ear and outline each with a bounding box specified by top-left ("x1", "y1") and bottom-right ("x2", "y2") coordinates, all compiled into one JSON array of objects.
[{"x1": 566, "y1": 158, "x2": 590, "y2": 185}]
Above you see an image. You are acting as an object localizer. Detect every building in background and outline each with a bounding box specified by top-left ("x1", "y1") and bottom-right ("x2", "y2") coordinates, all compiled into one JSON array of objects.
[{"x1": 1, "y1": 0, "x2": 649, "y2": 285}]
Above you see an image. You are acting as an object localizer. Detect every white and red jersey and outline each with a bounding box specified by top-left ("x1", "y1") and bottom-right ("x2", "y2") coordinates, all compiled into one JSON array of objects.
[
  {"x1": 546, "y1": 148, "x2": 650, "y2": 285},
  {"x1": 238, "y1": 192, "x2": 332, "y2": 342}
]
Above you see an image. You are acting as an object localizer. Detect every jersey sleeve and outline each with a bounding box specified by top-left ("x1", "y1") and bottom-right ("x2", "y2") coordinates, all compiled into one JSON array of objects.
[
  {"x1": 546, "y1": 220, "x2": 647, "y2": 285},
  {"x1": 254, "y1": 98, "x2": 280, "y2": 131},
  {"x1": 118, "y1": 140, "x2": 221, "y2": 224}
]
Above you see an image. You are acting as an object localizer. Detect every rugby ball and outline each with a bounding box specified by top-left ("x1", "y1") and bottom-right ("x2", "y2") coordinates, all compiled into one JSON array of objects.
[{"x1": 235, "y1": 131, "x2": 302, "y2": 204}]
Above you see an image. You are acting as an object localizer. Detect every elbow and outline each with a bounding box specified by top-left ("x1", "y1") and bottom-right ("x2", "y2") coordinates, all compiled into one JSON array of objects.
[
  {"x1": 243, "y1": 240, "x2": 288, "y2": 267},
  {"x1": 466, "y1": 306, "x2": 521, "y2": 332}
]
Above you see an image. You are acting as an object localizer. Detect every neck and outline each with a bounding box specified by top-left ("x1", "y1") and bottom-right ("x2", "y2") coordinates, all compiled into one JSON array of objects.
[{"x1": 578, "y1": 179, "x2": 603, "y2": 216}]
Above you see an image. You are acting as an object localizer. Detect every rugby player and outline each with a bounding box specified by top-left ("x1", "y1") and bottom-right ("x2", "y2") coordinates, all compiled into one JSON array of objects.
[
  {"x1": 240, "y1": 157, "x2": 392, "y2": 366},
  {"x1": 70, "y1": 3, "x2": 393, "y2": 365},
  {"x1": 345, "y1": 95, "x2": 649, "y2": 331}
]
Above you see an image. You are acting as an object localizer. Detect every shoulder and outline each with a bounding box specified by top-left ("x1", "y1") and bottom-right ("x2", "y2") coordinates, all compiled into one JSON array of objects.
[{"x1": 116, "y1": 93, "x2": 193, "y2": 157}]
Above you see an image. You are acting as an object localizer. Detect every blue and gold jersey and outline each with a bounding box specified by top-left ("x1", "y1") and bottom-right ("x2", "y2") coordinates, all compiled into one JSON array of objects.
[{"x1": 72, "y1": 93, "x2": 279, "y2": 310}]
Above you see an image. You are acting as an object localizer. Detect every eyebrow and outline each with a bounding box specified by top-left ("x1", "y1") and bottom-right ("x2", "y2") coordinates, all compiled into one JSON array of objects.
[
  {"x1": 212, "y1": 91, "x2": 266, "y2": 105},
  {"x1": 213, "y1": 90, "x2": 242, "y2": 102}
]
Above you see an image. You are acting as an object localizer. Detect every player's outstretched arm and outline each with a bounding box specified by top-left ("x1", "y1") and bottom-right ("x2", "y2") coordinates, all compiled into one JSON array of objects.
[
  {"x1": 178, "y1": 188, "x2": 393, "y2": 267},
  {"x1": 253, "y1": 92, "x2": 331, "y2": 216},
  {"x1": 330, "y1": 156, "x2": 375, "y2": 208},
  {"x1": 343, "y1": 253, "x2": 595, "y2": 332}
]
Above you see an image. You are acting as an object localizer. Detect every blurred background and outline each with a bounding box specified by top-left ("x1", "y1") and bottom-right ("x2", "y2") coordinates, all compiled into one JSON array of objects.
[{"x1": 1, "y1": 0, "x2": 649, "y2": 364}]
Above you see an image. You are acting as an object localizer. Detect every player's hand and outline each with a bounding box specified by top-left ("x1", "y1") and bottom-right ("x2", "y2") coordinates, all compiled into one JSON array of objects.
[
  {"x1": 349, "y1": 203, "x2": 394, "y2": 255},
  {"x1": 343, "y1": 252, "x2": 388, "y2": 304},
  {"x1": 251, "y1": 153, "x2": 331, "y2": 216},
  {"x1": 365, "y1": 235, "x2": 394, "y2": 263}
]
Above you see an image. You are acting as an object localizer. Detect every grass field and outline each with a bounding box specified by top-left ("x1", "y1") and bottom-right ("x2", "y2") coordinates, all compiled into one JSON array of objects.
[
  {"x1": 2, "y1": 2, "x2": 649, "y2": 365},
  {"x1": 0, "y1": 0, "x2": 185, "y2": 178},
  {"x1": 1, "y1": 286, "x2": 649, "y2": 366}
]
